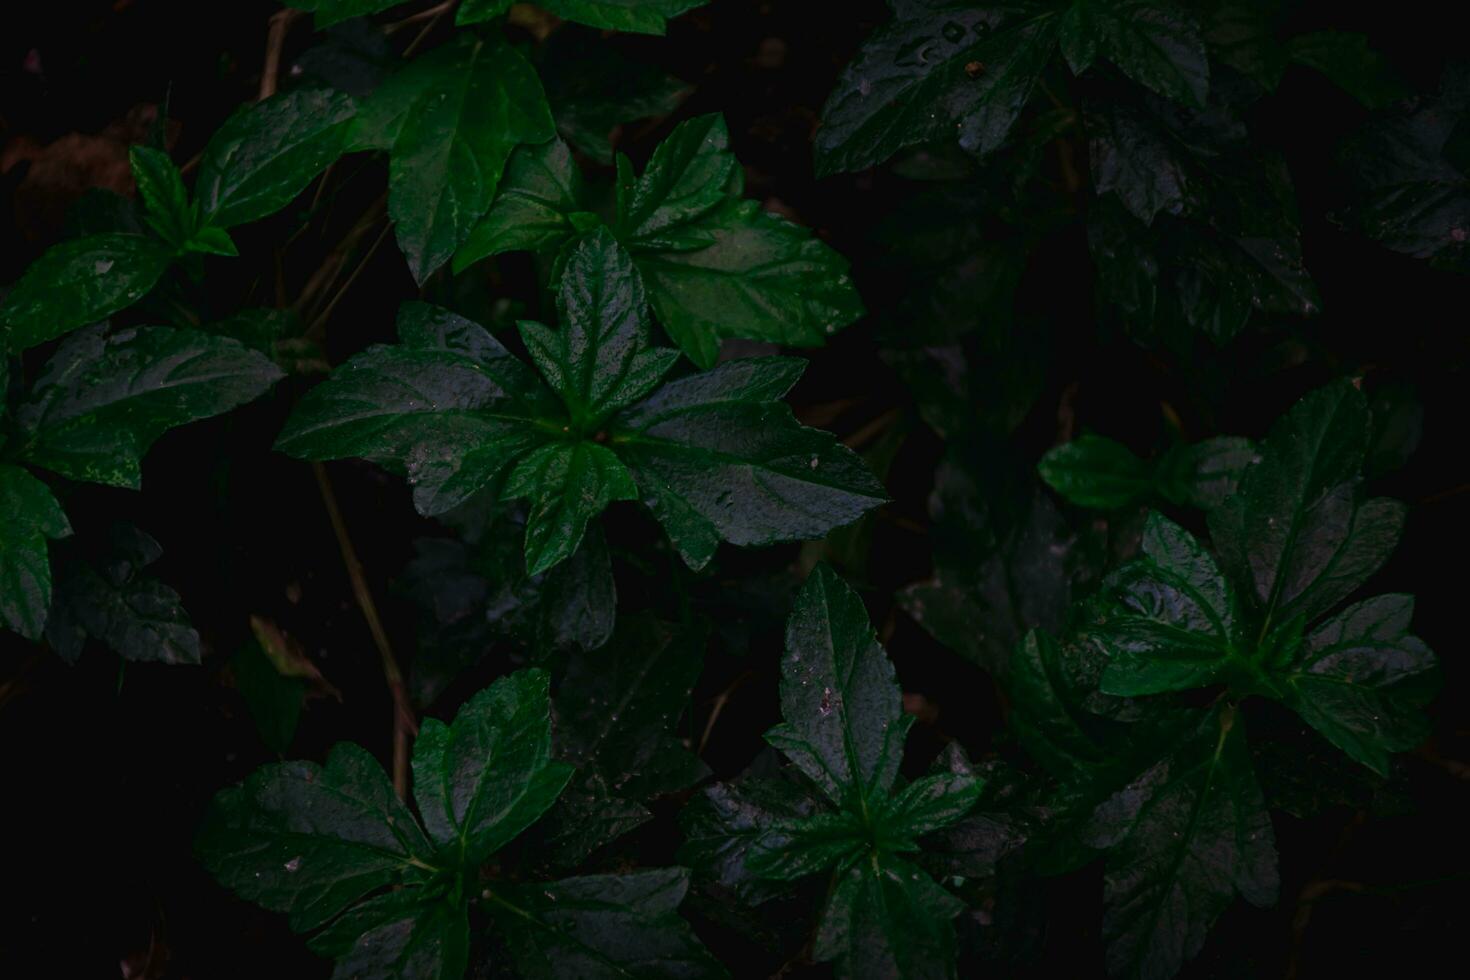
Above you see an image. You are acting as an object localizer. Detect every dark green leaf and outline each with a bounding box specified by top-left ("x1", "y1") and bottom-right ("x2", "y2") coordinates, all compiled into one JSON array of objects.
[
  {"x1": 275, "y1": 303, "x2": 555, "y2": 517},
  {"x1": 503, "y1": 440, "x2": 637, "y2": 575},
  {"x1": 516, "y1": 228, "x2": 679, "y2": 430},
  {"x1": 0, "y1": 233, "x2": 173, "y2": 353},
  {"x1": 16, "y1": 324, "x2": 283, "y2": 489},
  {"x1": 1153, "y1": 436, "x2": 1258, "y2": 510},
  {"x1": 0, "y1": 463, "x2": 71, "y2": 640},
  {"x1": 618, "y1": 114, "x2": 862, "y2": 366},
  {"x1": 45, "y1": 524, "x2": 199, "y2": 665},
  {"x1": 514, "y1": 0, "x2": 706, "y2": 34},
  {"x1": 612, "y1": 357, "x2": 888, "y2": 569},
  {"x1": 679, "y1": 774, "x2": 825, "y2": 903},
  {"x1": 308, "y1": 891, "x2": 469, "y2": 980},
  {"x1": 291, "y1": 1, "x2": 403, "y2": 29},
  {"x1": 1283, "y1": 594, "x2": 1439, "y2": 776},
  {"x1": 1288, "y1": 32, "x2": 1409, "y2": 109},
  {"x1": 1038, "y1": 434, "x2": 1152, "y2": 510},
  {"x1": 370, "y1": 35, "x2": 554, "y2": 282},
  {"x1": 410, "y1": 668, "x2": 573, "y2": 867},
  {"x1": 765, "y1": 563, "x2": 909, "y2": 806},
  {"x1": 1091, "y1": 512, "x2": 1242, "y2": 696},
  {"x1": 232, "y1": 637, "x2": 307, "y2": 754},
  {"x1": 129, "y1": 146, "x2": 193, "y2": 248},
  {"x1": 455, "y1": 138, "x2": 589, "y2": 266},
  {"x1": 814, "y1": 3, "x2": 1060, "y2": 175},
  {"x1": 197, "y1": 741, "x2": 436, "y2": 932},
  {"x1": 1208, "y1": 380, "x2": 1398, "y2": 629},
  {"x1": 1062, "y1": 1, "x2": 1209, "y2": 107},
  {"x1": 196, "y1": 88, "x2": 356, "y2": 229},
  {"x1": 812, "y1": 854, "x2": 965, "y2": 980},
  {"x1": 1337, "y1": 66, "x2": 1470, "y2": 269},
  {"x1": 557, "y1": 614, "x2": 709, "y2": 802},
  {"x1": 488, "y1": 868, "x2": 726, "y2": 979},
  {"x1": 1084, "y1": 705, "x2": 1277, "y2": 980}
]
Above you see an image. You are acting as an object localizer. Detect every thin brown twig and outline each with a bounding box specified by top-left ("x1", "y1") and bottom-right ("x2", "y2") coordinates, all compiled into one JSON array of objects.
[
  {"x1": 312, "y1": 462, "x2": 416, "y2": 800},
  {"x1": 698, "y1": 670, "x2": 755, "y2": 756},
  {"x1": 387, "y1": 0, "x2": 456, "y2": 33},
  {"x1": 402, "y1": 0, "x2": 459, "y2": 58},
  {"x1": 258, "y1": 9, "x2": 302, "y2": 101}
]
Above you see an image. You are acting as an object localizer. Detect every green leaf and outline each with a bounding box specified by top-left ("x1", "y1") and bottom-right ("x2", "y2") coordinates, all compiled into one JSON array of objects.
[
  {"x1": 1283, "y1": 594, "x2": 1439, "y2": 776},
  {"x1": 15, "y1": 324, "x2": 283, "y2": 489},
  {"x1": 630, "y1": 196, "x2": 864, "y2": 368},
  {"x1": 197, "y1": 741, "x2": 436, "y2": 933},
  {"x1": 372, "y1": 34, "x2": 554, "y2": 282},
  {"x1": 129, "y1": 146, "x2": 193, "y2": 249},
  {"x1": 291, "y1": 1, "x2": 404, "y2": 29},
  {"x1": 459, "y1": 114, "x2": 865, "y2": 368},
  {"x1": 503, "y1": 440, "x2": 638, "y2": 575},
  {"x1": 201, "y1": 668, "x2": 572, "y2": 980},
  {"x1": 1153, "y1": 436, "x2": 1258, "y2": 510},
  {"x1": 618, "y1": 114, "x2": 863, "y2": 366},
  {"x1": 557, "y1": 614, "x2": 709, "y2": 803},
  {"x1": 764, "y1": 564, "x2": 910, "y2": 807},
  {"x1": 679, "y1": 775, "x2": 825, "y2": 903},
  {"x1": 231, "y1": 638, "x2": 307, "y2": 754},
  {"x1": 1062, "y1": 1, "x2": 1209, "y2": 107},
  {"x1": 516, "y1": 228, "x2": 679, "y2": 430},
  {"x1": 455, "y1": 138, "x2": 588, "y2": 265},
  {"x1": 1038, "y1": 434, "x2": 1153, "y2": 509},
  {"x1": 411, "y1": 668, "x2": 573, "y2": 867},
  {"x1": 45, "y1": 524, "x2": 199, "y2": 665},
  {"x1": 487, "y1": 868, "x2": 726, "y2": 979},
  {"x1": 0, "y1": 233, "x2": 173, "y2": 353},
  {"x1": 1288, "y1": 32, "x2": 1409, "y2": 110},
  {"x1": 0, "y1": 463, "x2": 71, "y2": 640},
  {"x1": 812, "y1": 854, "x2": 966, "y2": 980},
  {"x1": 1337, "y1": 66, "x2": 1470, "y2": 270},
  {"x1": 1084, "y1": 705, "x2": 1277, "y2": 980},
  {"x1": 814, "y1": 3, "x2": 1061, "y2": 175},
  {"x1": 611, "y1": 358, "x2": 888, "y2": 569},
  {"x1": 275, "y1": 303, "x2": 555, "y2": 517},
  {"x1": 1091, "y1": 512, "x2": 1243, "y2": 697},
  {"x1": 284, "y1": 280, "x2": 881, "y2": 574},
  {"x1": 308, "y1": 891, "x2": 469, "y2": 980},
  {"x1": 505, "y1": 0, "x2": 706, "y2": 34},
  {"x1": 1208, "y1": 380, "x2": 1400, "y2": 630},
  {"x1": 196, "y1": 88, "x2": 356, "y2": 229}
]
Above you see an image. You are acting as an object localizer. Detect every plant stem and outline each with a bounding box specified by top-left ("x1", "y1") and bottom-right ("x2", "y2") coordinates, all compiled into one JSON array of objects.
[
  {"x1": 312, "y1": 461, "x2": 416, "y2": 800},
  {"x1": 258, "y1": 9, "x2": 302, "y2": 101}
]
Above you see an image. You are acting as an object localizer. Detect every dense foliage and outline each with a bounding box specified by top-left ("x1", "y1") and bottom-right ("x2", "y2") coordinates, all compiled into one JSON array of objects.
[{"x1": 2, "y1": 1, "x2": 1466, "y2": 978}]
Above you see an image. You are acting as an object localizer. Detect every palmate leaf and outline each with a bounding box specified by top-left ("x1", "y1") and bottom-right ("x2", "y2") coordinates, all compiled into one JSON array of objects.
[
  {"x1": 687, "y1": 565, "x2": 978, "y2": 979},
  {"x1": 456, "y1": 115, "x2": 865, "y2": 368},
  {"x1": 280, "y1": 230, "x2": 884, "y2": 574}
]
